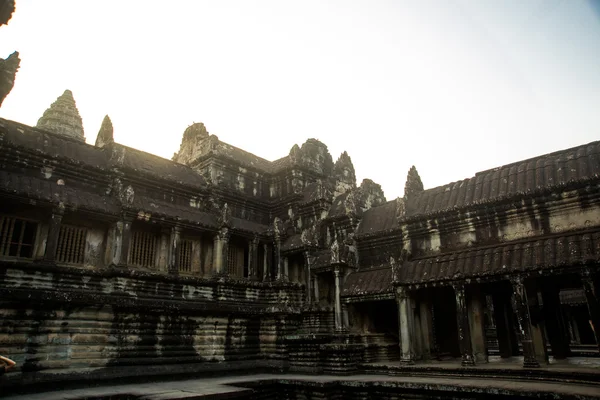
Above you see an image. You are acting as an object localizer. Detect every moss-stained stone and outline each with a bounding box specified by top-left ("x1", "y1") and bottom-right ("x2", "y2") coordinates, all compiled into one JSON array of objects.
[{"x1": 1, "y1": 110, "x2": 600, "y2": 392}]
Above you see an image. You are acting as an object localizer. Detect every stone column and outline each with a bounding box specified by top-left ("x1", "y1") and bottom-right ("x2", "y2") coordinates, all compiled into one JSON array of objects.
[
  {"x1": 304, "y1": 251, "x2": 312, "y2": 304},
  {"x1": 262, "y1": 243, "x2": 269, "y2": 281},
  {"x1": 510, "y1": 276, "x2": 541, "y2": 368},
  {"x1": 248, "y1": 236, "x2": 259, "y2": 279},
  {"x1": 467, "y1": 286, "x2": 488, "y2": 364},
  {"x1": 119, "y1": 218, "x2": 133, "y2": 267},
  {"x1": 43, "y1": 208, "x2": 64, "y2": 262},
  {"x1": 168, "y1": 226, "x2": 181, "y2": 274},
  {"x1": 280, "y1": 256, "x2": 289, "y2": 282},
  {"x1": 413, "y1": 302, "x2": 423, "y2": 360},
  {"x1": 419, "y1": 300, "x2": 433, "y2": 360},
  {"x1": 453, "y1": 283, "x2": 475, "y2": 366},
  {"x1": 541, "y1": 284, "x2": 570, "y2": 359},
  {"x1": 581, "y1": 271, "x2": 600, "y2": 351},
  {"x1": 274, "y1": 240, "x2": 281, "y2": 280},
  {"x1": 284, "y1": 256, "x2": 289, "y2": 280},
  {"x1": 334, "y1": 267, "x2": 343, "y2": 331},
  {"x1": 342, "y1": 303, "x2": 349, "y2": 330},
  {"x1": 492, "y1": 291, "x2": 518, "y2": 358},
  {"x1": 396, "y1": 286, "x2": 415, "y2": 364},
  {"x1": 570, "y1": 310, "x2": 582, "y2": 345},
  {"x1": 213, "y1": 228, "x2": 229, "y2": 275},
  {"x1": 564, "y1": 307, "x2": 576, "y2": 345},
  {"x1": 525, "y1": 279, "x2": 549, "y2": 365},
  {"x1": 221, "y1": 230, "x2": 230, "y2": 275},
  {"x1": 107, "y1": 215, "x2": 133, "y2": 267},
  {"x1": 212, "y1": 234, "x2": 220, "y2": 274},
  {"x1": 313, "y1": 274, "x2": 320, "y2": 305}
]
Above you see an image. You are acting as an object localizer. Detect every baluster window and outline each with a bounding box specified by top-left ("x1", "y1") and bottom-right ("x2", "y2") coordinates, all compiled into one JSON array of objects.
[
  {"x1": 0, "y1": 216, "x2": 37, "y2": 259},
  {"x1": 56, "y1": 225, "x2": 87, "y2": 264},
  {"x1": 178, "y1": 239, "x2": 193, "y2": 273},
  {"x1": 130, "y1": 230, "x2": 158, "y2": 268}
]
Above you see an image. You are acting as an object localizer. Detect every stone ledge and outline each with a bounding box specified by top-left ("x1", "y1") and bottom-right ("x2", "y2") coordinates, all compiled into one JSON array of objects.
[
  {"x1": 0, "y1": 360, "x2": 288, "y2": 395},
  {"x1": 363, "y1": 362, "x2": 600, "y2": 386}
]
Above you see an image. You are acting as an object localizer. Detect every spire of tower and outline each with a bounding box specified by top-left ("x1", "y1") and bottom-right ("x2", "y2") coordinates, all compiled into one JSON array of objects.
[{"x1": 36, "y1": 89, "x2": 85, "y2": 142}]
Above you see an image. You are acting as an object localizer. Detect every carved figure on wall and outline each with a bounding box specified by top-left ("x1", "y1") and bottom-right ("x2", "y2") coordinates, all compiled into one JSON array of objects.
[
  {"x1": 330, "y1": 238, "x2": 340, "y2": 264},
  {"x1": 390, "y1": 256, "x2": 398, "y2": 282},
  {"x1": 218, "y1": 202, "x2": 232, "y2": 227},
  {"x1": 273, "y1": 217, "x2": 284, "y2": 240}
]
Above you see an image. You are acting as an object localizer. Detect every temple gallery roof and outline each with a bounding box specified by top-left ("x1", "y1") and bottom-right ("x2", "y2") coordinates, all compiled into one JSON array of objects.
[
  {"x1": 0, "y1": 118, "x2": 208, "y2": 192},
  {"x1": 399, "y1": 230, "x2": 600, "y2": 286},
  {"x1": 341, "y1": 267, "x2": 393, "y2": 298},
  {"x1": 355, "y1": 140, "x2": 600, "y2": 237},
  {"x1": 342, "y1": 230, "x2": 600, "y2": 294},
  {"x1": 110, "y1": 143, "x2": 207, "y2": 191},
  {"x1": 405, "y1": 140, "x2": 600, "y2": 218},
  {"x1": 0, "y1": 169, "x2": 120, "y2": 214},
  {"x1": 355, "y1": 200, "x2": 401, "y2": 236}
]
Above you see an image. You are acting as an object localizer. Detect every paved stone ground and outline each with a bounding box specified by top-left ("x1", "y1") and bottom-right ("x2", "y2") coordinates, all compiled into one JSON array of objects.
[
  {"x1": 368, "y1": 355, "x2": 600, "y2": 371},
  {"x1": 4, "y1": 372, "x2": 600, "y2": 400}
]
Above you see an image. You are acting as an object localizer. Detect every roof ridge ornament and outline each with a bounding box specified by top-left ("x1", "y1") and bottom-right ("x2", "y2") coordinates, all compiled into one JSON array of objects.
[
  {"x1": 404, "y1": 165, "x2": 424, "y2": 200},
  {"x1": 95, "y1": 115, "x2": 114, "y2": 148}
]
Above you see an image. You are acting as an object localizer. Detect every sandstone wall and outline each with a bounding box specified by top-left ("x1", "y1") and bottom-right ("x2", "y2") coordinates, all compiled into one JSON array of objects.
[
  {"x1": 404, "y1": 185, "x2": 600, "y2": 258},
  {"x1": 0, "y1": 262, "x2": 304, "y2": 381}
]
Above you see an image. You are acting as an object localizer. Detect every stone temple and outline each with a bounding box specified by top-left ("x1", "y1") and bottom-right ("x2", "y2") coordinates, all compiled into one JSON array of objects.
[{"x1": 1, "y1": 2, "x2": 600, "y2": 400}]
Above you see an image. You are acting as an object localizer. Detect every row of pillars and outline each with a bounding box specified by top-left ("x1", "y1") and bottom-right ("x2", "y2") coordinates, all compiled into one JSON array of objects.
[
  {"x1": 42, "y1": 210, "x2": 272, "y2": 279},
  {"x1": 44, "y1": 209, "x2": 343, "y2": 319},
  {"x1": 396, "y1": 272, "x2": 600, "y2": 367},
  {"x1": 305, "y1": 262, "x2": 347, "y2": 332},
  {"x1": 44, "y1": 207, "x2": 324, "y2": 286}
]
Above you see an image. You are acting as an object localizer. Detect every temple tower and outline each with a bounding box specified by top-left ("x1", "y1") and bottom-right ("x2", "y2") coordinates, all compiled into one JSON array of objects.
[
  {"x1": 95, "y1": 115, "x2": 114, "y2": 148},
  {"x1": 403, "y1": 165, "x2": 424, "y2": 199},
  {"x1": 333, "y1": 151, "x2": 357, "y2": 198},
  {"x1": 36, "y1": 90, "x2": 86, "y2": 142}
]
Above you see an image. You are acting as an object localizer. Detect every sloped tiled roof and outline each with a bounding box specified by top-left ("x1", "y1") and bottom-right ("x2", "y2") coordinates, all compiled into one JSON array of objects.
[
  {"x1": 131, "y1": 196, "x2": 218, "y2": 227},
  {"x1": 342, "y1": 267, "x2": 393, "y2": 297},
  {"x1": 0, "y1": 118, "x2": 108, "y2": 169},
  {"x1": 215, "y1": 141, "x2": 275, "y2": 172},
  {"x1": 355, "y1": 200, "x2": 400, "y2": 236},
  {"x1": 559, "y1": 289, "x2": 586, "y2": 305},
  {"x1": 202, "y1": 139, "x2": 293, "y2": 174},
  {"x1": 0, "y1": 170, "x2": 119, "y2": 214},
  {"x1": 399, "y1": 231, "x2": 600, "y2": 285},
  {"x1": 271, "y1": 155, "x2": 290, "y2": 171},
  {"x1": 230, "y1": 217, "x2": 269, "y2": 234},
  {"x1": 405, "y1": 141, "x2": 600, "y2": 218},
  {"x1": 112, "y1": 144, "x2": 207, "y2": 190},
  {"x1": 0, "y1": 118, "x2": 209, "y2": 192}
]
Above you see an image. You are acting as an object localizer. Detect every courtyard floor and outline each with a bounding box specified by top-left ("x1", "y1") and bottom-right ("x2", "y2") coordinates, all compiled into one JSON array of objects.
[
  {"x1": 3, "y1": 368, "x2": 600, "y2": 400},
  {"x1": 367, "y1": 355, "x2": 600, "y2": 371}
]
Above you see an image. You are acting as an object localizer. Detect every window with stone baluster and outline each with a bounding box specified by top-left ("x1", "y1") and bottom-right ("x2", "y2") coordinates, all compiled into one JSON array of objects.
[
  {"x1": 177, "y1": 238, "x2": 194, "y2": 273},
  {"x1": 227, "y1": 239, "x2": 247, "y2": 278},
  {"x1": 56, "y1": 224, "x2": 87, "y2": 265},
  {"x1": 0, "y1": 215, "x2": 38, "y2": 259},
  {"x1": 129, "y1": 230, "x2": 158, "y2": 268}
]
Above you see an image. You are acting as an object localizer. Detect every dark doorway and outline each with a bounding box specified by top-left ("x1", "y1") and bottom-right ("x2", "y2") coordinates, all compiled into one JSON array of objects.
[
  {"x1": 432, "y1": 287, "x2": 460, "y2": 358},
  {"x1": 350, "y1": 300, "x2": 399, "y2": 338}
]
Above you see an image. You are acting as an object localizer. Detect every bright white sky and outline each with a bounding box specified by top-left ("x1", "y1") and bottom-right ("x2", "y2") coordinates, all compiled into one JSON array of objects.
[{"x1": 1, "y1": 1, "x2": 599, "y2": 199}]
